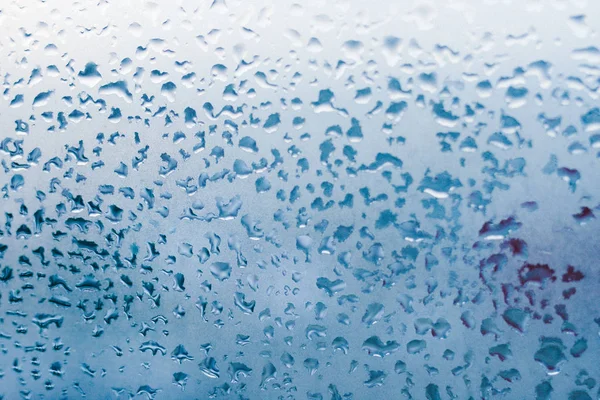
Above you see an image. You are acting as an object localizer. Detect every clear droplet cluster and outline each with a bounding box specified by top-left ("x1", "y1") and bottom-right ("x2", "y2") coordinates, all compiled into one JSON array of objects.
[{"x1": 0, "y1": 0, "x2": 599, "y2": 399}]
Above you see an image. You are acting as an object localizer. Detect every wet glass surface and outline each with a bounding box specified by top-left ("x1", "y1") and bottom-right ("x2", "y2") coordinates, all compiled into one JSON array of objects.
[{"x1": 0, "y1": 0, "x2": 599, "y2": 398}]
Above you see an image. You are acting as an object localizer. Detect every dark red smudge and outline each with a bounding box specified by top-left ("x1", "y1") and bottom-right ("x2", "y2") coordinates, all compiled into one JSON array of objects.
[
  {"x1": 562, "y1": 265, "x2": 584, "y2": 282},
  {"x1": 518, "y1": 263, "x2": 556, "y2": 286}
]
